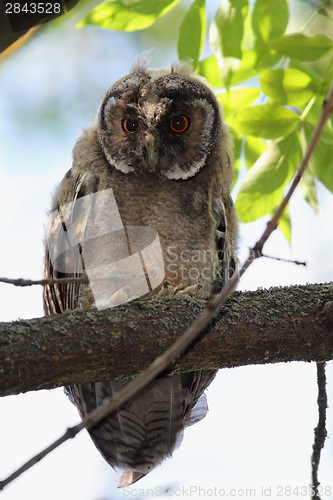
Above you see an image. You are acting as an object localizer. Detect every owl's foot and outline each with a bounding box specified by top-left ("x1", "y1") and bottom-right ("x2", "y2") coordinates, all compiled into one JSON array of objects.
[
  {"x1": 157, "y1": 280, "x2": 171, "y2": 297},
  {"x1": 173, "y1": 283, "x2": 203, "y2": 297},
  {"x1": 157, "y1": 281, "x2": 203, "y2": 298},
  {"x1": 78, "y1": 295, "x2": 95, "y2": 310},
  {"x1": 107, "y1": 285, "x2": 135, "y2": 307}
]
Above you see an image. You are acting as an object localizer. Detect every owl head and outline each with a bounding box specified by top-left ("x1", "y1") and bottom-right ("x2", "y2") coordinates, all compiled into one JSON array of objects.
[{"x1": 97, "y1": 60, "x2": 230, "y2": 181}]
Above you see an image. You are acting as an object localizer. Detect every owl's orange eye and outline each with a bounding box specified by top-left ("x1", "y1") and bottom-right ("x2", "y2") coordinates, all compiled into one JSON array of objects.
[
  {"x1": 170, "y1": 115, "x2": 189, "y2": 133},
  {"x1": 122, "y1": 118, "x2": 139, "y2": 133}
]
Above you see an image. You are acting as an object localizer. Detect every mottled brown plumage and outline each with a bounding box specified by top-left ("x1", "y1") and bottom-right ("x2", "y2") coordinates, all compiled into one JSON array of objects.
[{"x1": 43, "y1": 60, "x2": 238, "y2": 486}]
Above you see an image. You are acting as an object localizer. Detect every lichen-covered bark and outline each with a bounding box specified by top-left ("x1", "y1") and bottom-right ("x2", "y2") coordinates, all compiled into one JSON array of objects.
[{"x1": 0, "y1": 282, "x2": 332, "y2": 396}]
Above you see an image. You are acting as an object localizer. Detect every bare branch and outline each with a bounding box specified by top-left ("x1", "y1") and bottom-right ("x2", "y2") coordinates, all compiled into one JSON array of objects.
[
  {"x1": 0, "y1": 276, "x2": 89, "y2": 287},
  {"x1": 0, "y1": 428, "x2": 78, "y2": 491},
  {"x1": 311, "y1": 361, "x2": 328, "y2": 500},
  {"x1": 260, "y1": 253, "x2": 307, "y2": 266},
  {"x1": 0, "y1": 270, "x2": 153, "y2": 287}
]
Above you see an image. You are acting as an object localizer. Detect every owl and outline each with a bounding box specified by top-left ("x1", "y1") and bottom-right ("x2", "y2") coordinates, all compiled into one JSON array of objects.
[{"x1": 43, "y1": 59, "x2": 238, "y2": 487}]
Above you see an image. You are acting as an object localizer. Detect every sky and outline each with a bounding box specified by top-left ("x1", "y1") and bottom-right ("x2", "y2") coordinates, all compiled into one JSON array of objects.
[{"x1": 0, "y1": 1, "x2": 333, "y2": 500}]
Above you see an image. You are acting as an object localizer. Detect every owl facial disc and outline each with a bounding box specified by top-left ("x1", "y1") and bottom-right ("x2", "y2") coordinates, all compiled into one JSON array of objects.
[{"x1": 97, "y1": 68, "x2": 221, "y2": 180}]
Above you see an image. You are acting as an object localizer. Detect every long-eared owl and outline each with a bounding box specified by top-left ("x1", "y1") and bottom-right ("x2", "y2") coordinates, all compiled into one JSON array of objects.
[{"x1": 43, "y1": 59, "x2": 238, "y2": 487}]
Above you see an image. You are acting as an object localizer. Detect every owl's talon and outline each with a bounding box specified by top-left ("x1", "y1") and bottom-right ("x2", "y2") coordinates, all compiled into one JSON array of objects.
[
  {"x1": 158, "y1": 280, "x2": 171, "y2": 297},
  {"x1": 108, "y1": 285, "x2": 135, "y2": 306},
  {"x1": 174, "y1": 283, "x2": 203, "y2": 297},
  {"x1": 78, "y1": 295, "x2": 93, "y2": 310}
]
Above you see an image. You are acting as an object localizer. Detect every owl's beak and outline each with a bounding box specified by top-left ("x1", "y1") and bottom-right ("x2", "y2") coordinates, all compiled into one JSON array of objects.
[{"x1": 145, "y1": 130, "x2": 160, "y2": 172}]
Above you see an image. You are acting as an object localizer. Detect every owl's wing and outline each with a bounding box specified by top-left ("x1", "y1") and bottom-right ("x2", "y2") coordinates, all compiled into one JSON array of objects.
[
  {"x1": 43, "y1": 225, "x2": 82, "y2": 315},
  {"x1": 182, "y1": 370, "x2": 217, "y2": 427},
  {"x1": 43, "y1": 174, "x2": 99, "y2": 314},
  {"x1": 177, "y1": 192, "x2": 238, "y2": 427},
  {"x1": 212, "y1": 194, "x2": 238, "y2": 292}
]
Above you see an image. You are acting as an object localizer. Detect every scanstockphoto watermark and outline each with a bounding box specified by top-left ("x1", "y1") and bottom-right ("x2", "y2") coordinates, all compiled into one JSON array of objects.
[
  {"x1": 122, "y1": 486, "x2": 256, "y2": 497},
  {"x1": 46, "y1": 187, "x2": 234, "y2": 310},
  {"x1": 122, "y1": 485, "x2": 332, "y2": 498},
  {"x1": 165, "y1": 246, "x2": 236, "y2": 283},
  {"x1": 46, "y1": 188, "x2": 165, "y2": 310}
]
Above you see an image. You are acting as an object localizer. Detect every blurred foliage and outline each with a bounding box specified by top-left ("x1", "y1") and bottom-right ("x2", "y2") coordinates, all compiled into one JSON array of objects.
[
  {"x1": 0, "y1": 0, "x2": 184, "y2": 142},
  {"x1": 76, "y1": 0, "x2": 181, "y2": 31},
  {"x1": 76, "y1": 0, "x2": 333, "y2": 242}
]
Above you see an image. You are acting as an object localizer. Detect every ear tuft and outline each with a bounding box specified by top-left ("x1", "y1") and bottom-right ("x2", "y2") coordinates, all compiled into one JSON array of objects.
[
  {"x1": 171, "y1": 59, "x2": 194, "y2": 76},
  {"x1": 129, "y1": 50, "x2": 153, "y2": 74}
]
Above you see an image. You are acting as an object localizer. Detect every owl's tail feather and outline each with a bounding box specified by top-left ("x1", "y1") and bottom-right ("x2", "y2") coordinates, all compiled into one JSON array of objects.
[
  {"x1": 65, "y1": 371, "x2": 217, "y2": 487},
  {"x1": 118, "y1": 471, "x2": 147, "y2": 488}
]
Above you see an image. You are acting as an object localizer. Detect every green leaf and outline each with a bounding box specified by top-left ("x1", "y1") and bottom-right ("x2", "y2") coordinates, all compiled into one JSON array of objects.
[
  {"x1": 227, "y1": 104, "x2": 299, "y2": 139},
  {"x1": 77, "y1": 0, "x2": 180, "y2": 31},
  {"x1": 236, "y1": 145, "x2": 286, "y2": 222},
  {"x1": 288, "y1": 59, "x2": 323, "y2": 85},
  {"x1": 251, "y1": 0, "x2": 288, "y2": 69},
  {"x1": 303, "y1": 121, "x2": 333, "y2": 194},
  {"x1": 224, "y1": 48, "x2": 280, "y2": 86},
  {"x1": 278, "y1": 206, "x2": 291, "y2": 243},
  {"x1": 218, "y1": 88, "x2": 260, "y2": 118},
  {"x1": 301, "y1": 96, "x2": 323, "y2": 126},
  {"x1": 318, "y1": 8, "x2": 333, "y2": 21},
  {"x1": 236, "y1": 131, "x2": 301, "y2": 222},
  {"x1": 299, "y1": 168, "x2": 319, "y2": 213},
  {"x1": 276, "y1": 130, "x2": 302, "y2": 178},
  {"x1": 244, "y1": 136, "x2": 268, "y2": 170},
  {"x1": 210, "y1": 0, "x2": 248, "y2": 60},
  {"x1": 228, "y1": 49, "x2": 259, "y2": 85},
  {"x1": 253, "y1": 34, "x2": 274, "y2": 69},
  {"x1": 269, "y1": 34, "x2": 333, "y2": 62},
  {"x1": 197, "y1": 56, "x2": 223, "y2": 87},
  {"x1": 252, "y1": 0, "x2": 288, "y2": 43},
  {"x1": 259, "y1": 68, "x2": 319, "y2": 106},
  {"x1": 178, "y1": 0, "x2": 206, "y2": 68}
]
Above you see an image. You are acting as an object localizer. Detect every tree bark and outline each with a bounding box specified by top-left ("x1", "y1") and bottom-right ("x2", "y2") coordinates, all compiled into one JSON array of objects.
[{"x1": 0, "y1": 282, "x2": 332, "y2": 397}]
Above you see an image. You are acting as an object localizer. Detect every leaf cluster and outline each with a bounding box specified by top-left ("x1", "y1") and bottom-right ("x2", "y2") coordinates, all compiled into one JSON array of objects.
[{"x1": 77, "y1": 0, "x2": 333, "y2": 240}]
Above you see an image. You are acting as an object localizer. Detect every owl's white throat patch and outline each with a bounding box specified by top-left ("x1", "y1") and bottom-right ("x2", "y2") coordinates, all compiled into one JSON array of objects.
[
  {"x1": 104, "y1": 150, "x2": 135, "y2": 174},
  {"x1": 164, "y1": 159, "x2": 205, "y2": 180}
]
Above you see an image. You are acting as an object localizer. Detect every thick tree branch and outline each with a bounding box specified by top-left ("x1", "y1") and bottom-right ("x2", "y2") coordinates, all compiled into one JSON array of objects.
[{"x1": 1, "y1": 282, "x2": 332, "y2": 397}]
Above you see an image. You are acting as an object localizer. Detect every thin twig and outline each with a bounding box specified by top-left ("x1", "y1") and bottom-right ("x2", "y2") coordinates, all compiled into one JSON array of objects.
[
  {"x1": 311, "y1": 361, "x2": 328, "y2": 500},
  {"x1": 0, "y1": 271, "x2": 155, "y2": 288},
  {"x1": 0, "y1": 276, "x2": 89, "y2": 287},
  {"x1": 1, "y1": 80, "x2": 332, "y2": 493},
  {"x1": 261, "y1": 253, "x2": 307, "y2": 266}
]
